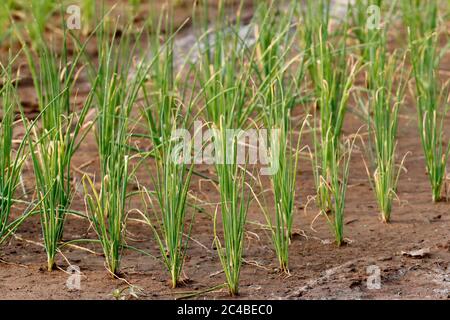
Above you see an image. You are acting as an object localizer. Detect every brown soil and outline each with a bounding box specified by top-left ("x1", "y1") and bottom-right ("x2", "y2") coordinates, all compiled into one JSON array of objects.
[{"x1": 0, "y1": 1, "x2": 449, "y2": 300}]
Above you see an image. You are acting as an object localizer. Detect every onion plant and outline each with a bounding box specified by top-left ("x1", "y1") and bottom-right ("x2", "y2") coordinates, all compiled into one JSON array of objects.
[
  {"x1": 259, "y1": 76, "x2": 306, "y2": 272},
  {"x1": 302, "y1": 0, "x2": 359, "y2": 214},
  {"x1": 140, "y1": 17, "x2": 195, "y2": 288},
  {"x1": 82, "y1": 23, "x2": 149, "y2": 275},
  {"x1": 195, "y1": 0, "x2": 256, "y2": 128},
  {"x1": 0, "y1": 58, "x2": 29, "y2": 245},
  {"x1": 28, "y1": 0, "x2": 55, "y2": 45},
  {"x1": 142, "y1": 119, "x2": 194, "y2": 288},
  {"x1": 212, "y1": 117, "x2": 251, "y2": 296},
  {"x1": 348, "y1": 0, "x2": 375, "y2": 62},
  {"x1": 325, "y1": 137, "x2": 355, "y2": 246},
  {"x1": 404, "y1": 0, "x2": 450, "y2": 202},
  {"x1": 253, "y1": 1, "x2": 307, "y2": 273},
  {"x1": 348, "y1": 0, "x2": 397, "y2": 63},
  {"x1": 194, "y1": 0, "x2": 254, "y2": 295},
  {"x1": 20, "y1": 32, "x2": 94, "y2": 271},
  {"x1": 360, "y1": 27, "x2": 408, "y2": 222},
  {"x1": 302, "y1": 0, "x2": 331, "y2": 88}
]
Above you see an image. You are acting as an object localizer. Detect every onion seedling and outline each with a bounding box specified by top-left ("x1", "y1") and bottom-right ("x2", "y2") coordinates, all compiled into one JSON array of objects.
[
  {"x1": 348, "y1": 0, "x2": 397, "y2": 63},
  {"x1": 20, "y1": 32, "x2": 94, "y2": 271},
  {"x1": 302, "y1": 0, "x2": 360, "y2": 243},
  {"x1": 195, "y1": 0, "x2": 256, "y2": 128},
  {"x1": 140, "y1": 16, "x2": 196, "y2": 288},
  {"x1": 28, "y1": 0, "x2": 55, "y2": 45},
  {"x1": 326, "y1": 136, "x2": 356, "y2": 246},
  {"x1": 302, "y1": 0, "x2": 359, "y2": 214},
  {"x1": 194, "y1": 0, "x2": 255, "y2": 295},
  {"x1": 259, "y1": 77, "x2": 306, "y2": 272},
  {"x1": 253, "y1": 1, "x2": 307, "y2": 273},
  {"x1": 0, "y1": 57, "x2": 29, "y2": 245},
  {"x1": 83, "y1": 22, "x2": 149, "y2": 275},
  {"x1": 404, "y1": 0, "x2": 450, "y2": 202},
  {"x1": 212, "y1": 117, "x2": 252, "y2": 296},
  {"x1": 360, "y1": 27, "x2": 408, "y2": 222}
]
